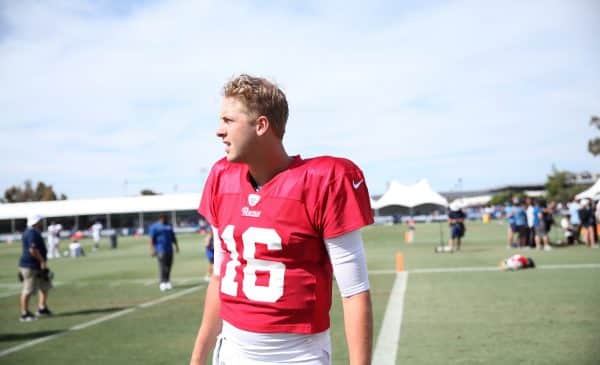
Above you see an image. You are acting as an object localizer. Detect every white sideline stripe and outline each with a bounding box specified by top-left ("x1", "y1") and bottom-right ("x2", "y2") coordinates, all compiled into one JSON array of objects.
[
  {"x1": 2, "y1": 264, "x2": 598, "y2": 297},
  {"x1": 0, "y1": 277, "x2": 204, "y2": 297},
  {"x1": 372, "y1": 271, "x2": 408, "y2": 365},
  {"x1": 368, "y1": 263, "x2": 600, "y2": 276},
  {"x1": 0, "y1": 285, "x2": 203, "y2": 359},
  {"x1": 369, "y1": 263, "x2": 600, "y2": 364}
]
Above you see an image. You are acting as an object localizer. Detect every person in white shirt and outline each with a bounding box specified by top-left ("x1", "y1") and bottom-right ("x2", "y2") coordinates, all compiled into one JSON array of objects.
[
  {"x1": 525, "y1": 198, "x2": 535, "y2": 248},
  {"x1": 90, "y1": 221, "x2": 103, "y2": 251},
  {"x1": 47, "y1": 222, "x2": 62, "y2": 259},
  {"x1": 68, "y1": 238, "x2": 85, "y2": 257}
]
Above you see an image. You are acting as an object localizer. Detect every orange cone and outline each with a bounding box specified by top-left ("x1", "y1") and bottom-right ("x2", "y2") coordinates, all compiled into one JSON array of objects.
[{"x1": 396, "y1": 252, "x2": 405, "y2": 272}]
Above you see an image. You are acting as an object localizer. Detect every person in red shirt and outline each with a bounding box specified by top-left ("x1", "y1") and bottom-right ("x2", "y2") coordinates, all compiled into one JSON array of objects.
[{"x1": 190, "y1": 74, "x2": 374, "y2": 365}]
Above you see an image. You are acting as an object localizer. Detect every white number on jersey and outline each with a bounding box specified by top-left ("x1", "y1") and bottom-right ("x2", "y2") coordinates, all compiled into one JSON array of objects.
[{"x1": 220, "y1": 225, "x2": 285, "y2": 303}]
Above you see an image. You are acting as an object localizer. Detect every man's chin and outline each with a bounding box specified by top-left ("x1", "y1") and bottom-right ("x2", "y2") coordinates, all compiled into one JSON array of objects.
[{"x1": 225, "y1": 154, "x2": 240, "y2": 163}]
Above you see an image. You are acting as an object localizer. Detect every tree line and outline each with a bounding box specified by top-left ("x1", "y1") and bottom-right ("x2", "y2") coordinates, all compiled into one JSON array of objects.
[{"x1": 1, "y1": 180, "x2": 67, "y2": 203}]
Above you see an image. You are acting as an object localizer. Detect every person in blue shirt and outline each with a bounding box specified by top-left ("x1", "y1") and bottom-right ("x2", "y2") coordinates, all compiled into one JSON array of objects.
[
  {"x1": 512, "y1": 199, "x2": 528, "y2": 248},
  {"x1": 505, "y1": 202, "x2": 517, "y2": 248},
  {"x1": 203, "y1": 228, "x2": 215, "y2": 282},
  {"x1": 19, "y1": 214, "x2": 54, "y2": 321},
  {"x1": 149, "y1": 214, "x2": 179, "y2": 291}
]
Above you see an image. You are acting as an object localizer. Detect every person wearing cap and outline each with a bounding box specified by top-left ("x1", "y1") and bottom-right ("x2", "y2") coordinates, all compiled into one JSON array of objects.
[
  {"x1": 18, "y1": 214, "x2": 54, "y2": 321},
  {"x1": 447, "y1": 202, "x2": 466, "y2": 251}
]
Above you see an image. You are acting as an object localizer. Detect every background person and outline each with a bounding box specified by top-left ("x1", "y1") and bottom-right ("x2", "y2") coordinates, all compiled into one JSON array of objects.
[
  {"x1": 18, "y1": 214, "x2": 53, "y2": 321},
  {"x1": 505, "y1": 201, "x2": 517, "y2": 249},
  {"x1": 568, "y1": 197, "x2": 582, "y2": 244},
  {"x1": 190, "y1": 74, "x2": 373, "y2": 365},
  {"x1": 512, "y1": 199, "x2": 528, "y2": 248},
  {"x1": 560, "y1": 214, "x2": 576, "y2": 245},
  {"x1": 525, "y1": 197, "x2": 536, "y2": 248},
  {"x1": 448, "y1": 202, "x2": 466, "y2": 251},
  {"x1": 47, "y1": 221, "x2": 62, "y2": 259},
  {"x1": 90, "y1": 221, "x2": 103, "y2": 251},
  {"x1": 595, "y1": 199, "x2": 600, "y2": 242},
  {"x1": 149, "y1": 214, "x2": 179, "y2": 291},
  {"x1": 533, "y1": 201, "x2": 552, "y2": 251},
  {"x1": 203, "y1": 228, "x2": 214, "y2": 282},
  {"x1": 68, "y1": 236, "x2": 86, "y2": 257},
  {"x1": 579, "y1": 199, "x2": 597, "y2": 248}
]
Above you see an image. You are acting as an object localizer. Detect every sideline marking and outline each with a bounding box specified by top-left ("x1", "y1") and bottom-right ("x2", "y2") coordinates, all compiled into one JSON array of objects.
[
  {"x1": 372, "y1": 271, "x2": 408, "y2": 365},
  {"x1": 370, "y1": 262, "x2": 600, "y2": 363},
  {"x1": 369, "y1": 263, "x2": 600, "y2": 276},
  {"x1": 0, "y1": 285, "x2": 204, "y2": 359}
]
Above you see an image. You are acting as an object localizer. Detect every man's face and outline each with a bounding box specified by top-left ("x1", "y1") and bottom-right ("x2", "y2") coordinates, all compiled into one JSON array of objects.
[{"x1": 217, "y1": 97, "x2": 258, "y2": 163}]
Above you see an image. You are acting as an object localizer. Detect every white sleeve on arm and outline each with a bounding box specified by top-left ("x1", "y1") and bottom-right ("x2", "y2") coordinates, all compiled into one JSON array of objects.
[
  {"x1": 325, "y1": 230, "x2": 370, "y2": 298},
  {"x1": 212, "y1": 226, "x2": 223, "y2": 276}
]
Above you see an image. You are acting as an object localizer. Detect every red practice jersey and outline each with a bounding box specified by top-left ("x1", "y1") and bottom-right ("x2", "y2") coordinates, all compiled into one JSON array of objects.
[{"x1": 198, "y1": 155, "x2": 373, "y2": 334}]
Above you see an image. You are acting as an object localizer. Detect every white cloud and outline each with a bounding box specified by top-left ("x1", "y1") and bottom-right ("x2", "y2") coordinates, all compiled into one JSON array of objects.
[{"x1": 1, "y1": 0, "x2": 598, "y2": 198}]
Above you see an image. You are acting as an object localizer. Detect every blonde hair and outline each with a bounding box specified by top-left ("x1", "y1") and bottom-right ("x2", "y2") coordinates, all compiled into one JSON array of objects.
[{"x1": 223, "y1": 74, "x2": 288, "y2": 139}]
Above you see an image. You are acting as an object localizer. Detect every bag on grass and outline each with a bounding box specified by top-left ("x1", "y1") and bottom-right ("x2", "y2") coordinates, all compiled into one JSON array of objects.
[{"x1": 500, "y1": 254, "x2": 535, "y2": 271}]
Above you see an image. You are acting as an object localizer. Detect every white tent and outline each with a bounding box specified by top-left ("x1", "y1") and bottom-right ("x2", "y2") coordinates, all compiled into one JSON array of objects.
[
  {"x1": 0, "y1": 193, "x2": 202, "y2": 220},
  {"x1": 575, "y1": 179, "x2": 600, "y2": 201},
  {"x1": 372, "y1": 179, "x2": 448, "y2": 209}
]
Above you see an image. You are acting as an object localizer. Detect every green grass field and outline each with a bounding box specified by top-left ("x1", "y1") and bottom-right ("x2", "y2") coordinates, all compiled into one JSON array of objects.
[{"x1": 1, "y1": 221, "x2": 599, "y2": 364}]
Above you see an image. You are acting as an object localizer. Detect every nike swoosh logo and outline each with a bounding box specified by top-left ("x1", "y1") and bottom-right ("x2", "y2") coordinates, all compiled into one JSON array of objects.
[{"x1": 352, "y1": 179, "x2": 364, "y2": 189}]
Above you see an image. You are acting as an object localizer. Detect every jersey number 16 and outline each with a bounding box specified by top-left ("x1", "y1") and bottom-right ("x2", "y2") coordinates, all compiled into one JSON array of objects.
[{"x1": 219, "y1": 225, "x2": 285, "y2": 303}]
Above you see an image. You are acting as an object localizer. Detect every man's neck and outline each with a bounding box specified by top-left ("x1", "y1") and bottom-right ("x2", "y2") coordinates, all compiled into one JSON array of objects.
[{"x1": 247, "y1": 145, "x2": 291, "y2": 187}]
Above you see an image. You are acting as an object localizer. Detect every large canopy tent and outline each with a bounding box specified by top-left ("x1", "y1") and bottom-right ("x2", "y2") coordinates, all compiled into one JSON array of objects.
[
  {"x1": 372, "y1": 179, "x2": 448, "y2": 216},
  {"x1": 0, "y1": 193, "x2": 202, "y2": 238},
  {"x1": 575, "y1": 179, "x2": 600, "y2": 201}
]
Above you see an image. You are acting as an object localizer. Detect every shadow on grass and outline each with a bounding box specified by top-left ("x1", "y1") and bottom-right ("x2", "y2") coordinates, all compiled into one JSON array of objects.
[
  {"x1": 0, "y1": 330, "x2": 65, "y2": 342},
  {"x1": 56, "y1": 306, "x2": 126, "y2": 317}
]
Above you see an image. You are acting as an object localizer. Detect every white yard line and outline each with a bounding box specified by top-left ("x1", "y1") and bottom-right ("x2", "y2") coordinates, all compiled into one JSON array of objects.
[
  {"x1": 0, "y1": 285, "x2": 204, "y2": 359},
  {"x1": 369, "y1": 263, "x2": 600, "y2": 276},
  {"x1": 2, "y1": 263, "x2": 599, "y2": 358},
  {"x1": 370, "y1": 262, "x2": 600, "y2": 364},
  {"x1": 372, "y1": 271, "x2": 408, "y2": 365}
]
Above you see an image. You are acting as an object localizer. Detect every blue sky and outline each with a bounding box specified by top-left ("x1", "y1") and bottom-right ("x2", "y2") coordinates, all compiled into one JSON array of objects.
[{"x1": 1, "y1": 0, "x2": 599, "y2": 199}]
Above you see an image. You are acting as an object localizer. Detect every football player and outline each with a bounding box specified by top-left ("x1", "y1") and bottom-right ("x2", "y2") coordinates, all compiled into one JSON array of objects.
[{"x1": 190, "y1": 75, "x2": 374, "y2": 365}]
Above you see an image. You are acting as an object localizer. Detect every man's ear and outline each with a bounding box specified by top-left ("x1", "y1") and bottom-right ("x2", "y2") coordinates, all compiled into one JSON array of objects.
[{"x1": 255, "y1": 115, "x2": 270, "y2": 136}]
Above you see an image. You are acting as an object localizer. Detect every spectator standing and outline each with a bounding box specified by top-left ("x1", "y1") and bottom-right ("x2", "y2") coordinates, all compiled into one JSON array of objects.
[
  {"x1": 149, "y1": 214, "x2": 180, "y2": 291},
  {"x1": 204, "y1": 228, "x2": 215, "y2": 282},
  {"x1": 448, "y1": 202, "x2": 466, "y2": 251},
  {"x1": 512, "y1": 199, "x2": 528, "y2": 248},
  {"x1": 579, "y1": 199, "x2": 598, "y2": 248},
  {"x1": 544, "y1": 201, "x2": 556, "y2": 236},
  {"x1": 505, "y1": 202, "x2": 517, "y2": 248},
  {"x1": 525, "y1": 197, "x2": 536, "y2": 248},
  {"x1": 533, "y1": 201, "x2": 551, "y2": 251},
  {"x1": 595, "y1": 199, "x2": 600, "y2": 242},
  {"x1": 90, "y1": 221, "x2": 103, "y2": 251},
  {"x1": 18, "y1": 214, "x2": 53, "y2": 321},
  {"x1": 567, "y1": 197, "x2": 582, "y2": 243},
  {"x1": 47, "y1": 221, "x2": 62, "y2": 259}
]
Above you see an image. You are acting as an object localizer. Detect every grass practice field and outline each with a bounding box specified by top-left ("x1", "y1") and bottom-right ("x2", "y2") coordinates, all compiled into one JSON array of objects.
[{"x1": 1, "y1": 221, "x2": 599, "y2": 364}]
